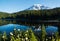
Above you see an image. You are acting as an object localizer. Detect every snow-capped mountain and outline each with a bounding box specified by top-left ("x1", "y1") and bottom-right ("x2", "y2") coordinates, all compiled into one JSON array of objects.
[{"x1": 26, "y1": 4, "x2": 49, "y2": 10}]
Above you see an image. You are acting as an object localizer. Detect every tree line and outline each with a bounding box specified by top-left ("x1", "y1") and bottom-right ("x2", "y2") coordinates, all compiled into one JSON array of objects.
[{"x1": 0, "y1": 7, "x2": 60, "y2": 20}]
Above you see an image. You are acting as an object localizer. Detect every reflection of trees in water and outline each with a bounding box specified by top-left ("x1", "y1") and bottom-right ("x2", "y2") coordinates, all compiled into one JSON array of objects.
[
  {"x1": 0, "y1": 20, "x2": 17, "y2": 25},
  {"x1": 0, "y1": 18, "x2": 59, "y2": 27},
  {"x1": 0, "y1": 20, "x2": 59, "y2": 27},
  {"x1": 0, "y1": 20, "x2": 28, "y2": 25}
]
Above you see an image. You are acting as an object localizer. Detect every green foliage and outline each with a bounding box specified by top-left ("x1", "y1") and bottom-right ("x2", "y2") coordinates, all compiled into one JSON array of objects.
[
  {"x1": 0, "y1": 25, "x2": 60, "y2": 41},
  {"x1": 30, "y1": 30, "x2": 38, "y2": 41},
  {"x1": 55, "y1": 31, "x2": 59, "y2": 41},
  {"x1": 2, "y1": 32, "x2": 7, "y2": 41},
  {"x1": 41, "y1": 24, "x2": 46, "y2": 41},
  {"x1": 0, "y1": 34, "x2": 2, "y2": 41}
]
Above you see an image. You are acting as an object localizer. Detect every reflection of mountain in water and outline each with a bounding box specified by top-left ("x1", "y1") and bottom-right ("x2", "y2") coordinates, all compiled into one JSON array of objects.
[
  {"x1": 46, "y1": 26, "x2": 58, "y2": 35},
  {"x1": 0, "y1": 24, "x2": 58, "y2": 35}
]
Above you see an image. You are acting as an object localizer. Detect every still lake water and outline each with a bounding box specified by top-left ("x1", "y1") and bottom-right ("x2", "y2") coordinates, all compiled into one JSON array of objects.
[
  {"x1": 0, "y1": 24, "x2": 32, "y2": 34},
  {"x1": 0, "y1": 20, "x2": 58, "y2": 35},
  {"x1": 0, "y1": 24, "x2": 58, "y2": 35}
]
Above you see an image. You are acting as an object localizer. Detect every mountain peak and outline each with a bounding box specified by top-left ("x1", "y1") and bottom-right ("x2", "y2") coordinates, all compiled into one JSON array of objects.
[
  {"x1": 26, "y1": 4, "x2": 49, "y2": 10},
  {"x1": 33, "y1": 4, "x2": 42, "y2": 7}
]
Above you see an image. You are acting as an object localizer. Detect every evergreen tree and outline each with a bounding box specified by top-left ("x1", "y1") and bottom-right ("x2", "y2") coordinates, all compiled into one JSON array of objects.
[
  {"x1": 55, "y1": 31, "x2": 59, "y2": 41},
  {"x1": 29, "y1": 29, "x2": 38, "y2": 41},
  {"x1": 41, "y1": 24, "x2": 46, "y2": 41}
]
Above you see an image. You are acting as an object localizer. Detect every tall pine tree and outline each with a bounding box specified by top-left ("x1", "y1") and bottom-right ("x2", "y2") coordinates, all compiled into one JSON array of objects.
[
  {"x1": 29, "y1": 29, "x2": 38, "y2": 41},
  {"x1": 41, "y1": 24, "x2": 46, "y2": 41}
]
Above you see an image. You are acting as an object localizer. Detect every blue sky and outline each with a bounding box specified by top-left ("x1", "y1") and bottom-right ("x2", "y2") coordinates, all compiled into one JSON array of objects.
[{"x1": 0, "y1": 0, "x2": 60, "y2": 13}]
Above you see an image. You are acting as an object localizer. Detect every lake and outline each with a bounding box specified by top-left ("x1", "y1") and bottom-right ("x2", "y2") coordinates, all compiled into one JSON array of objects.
[
  {"x1": 0, "y1": 19, "x2": 58, "y2": 35},
  {"x1": 0, "y1": 24, "x2": 34, "y2": 34},
  {"x1": 0, "y1": 23, "x2": 58, "y2": 35}
]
